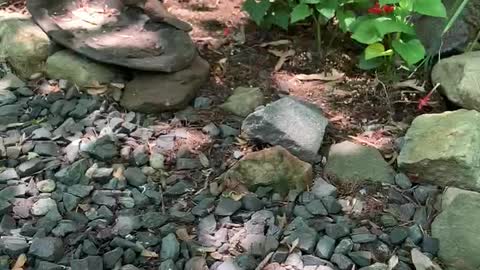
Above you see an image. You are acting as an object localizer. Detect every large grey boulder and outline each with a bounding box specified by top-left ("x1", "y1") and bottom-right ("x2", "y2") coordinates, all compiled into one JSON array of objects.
[
  {"x1": 0, "y1": 13, "x2": 51, "y2": 79},
  {"x1": 325, "y1": 141, "x2": 394, "y2": 184},
  {"x1": 432, "y1": 190, "x2": 480, "y2": 270},
  {"x1": 432, "y1": 51, "x2": 480, "y2": 111},
  {"x1": 46, "y1": 50, "x2": 118, "y2": 88},
  {"x1": 121, "y1": 56, "x2": 210, "y2": 113},
  {"x1": 398, "y1": 110, "x2": 480, "y2": 191},
  {"x1": 242, "y1": 97, "x2": 328, "y2": 162}
]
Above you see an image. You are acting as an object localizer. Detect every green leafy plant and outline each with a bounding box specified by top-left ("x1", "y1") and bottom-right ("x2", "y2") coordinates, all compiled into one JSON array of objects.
[
  {"x1": 242, "y1": 0, "x2": 353, "y2": 53},
  {"x1": 351, "y1": 0, "x2": 447, "y2": 70}
]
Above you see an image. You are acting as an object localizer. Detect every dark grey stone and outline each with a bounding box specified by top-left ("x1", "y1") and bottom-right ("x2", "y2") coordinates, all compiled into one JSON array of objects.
[
  {"x1": 0, "y1": 236, "x2": 29, "y2": 257},
  {"x1": 34, "y1": 142, "x2": 60, "y2": 156},
  {"x1": 71, "y1": 256, "x2": 103, "y2": 270},
  {"x1": 293, "y1": 205, "x2": 314, "y2": 219},
  {"x1": 215, "y1": 197, "x2": 241, "y2": 216},
  {"x1": 51, "y1": 220, "x2": 78, "y2": 237},
  {"x1": 192, "y1": 197, "x2": 215, "y2": 217},
  {"x1": 161, "y1": 233, "x2": 180, "y2": 261},
  {"x1": 55, "y1": 159, "x2": 88, "y2": 186},
  {"x1": 408, "y1": 224, "x2": 423, "y2": 244},
  {"x1": 141, "y1": 212, "x2": 168, "y2": 229},
  {"x1": 29, "y1": 237, "x2": 64, "y2": 262},
  {"x1": 136, "y1": 232, "x2": 160, "y2": 247},
  {"x1": 110, "y1": 237, "x2": 143, "y2": 253},
  {"x1": 103, "y1": 247, "x2": 123, "y2": 269},
  {"x1": 315, "y1": 235, "x2": 335, "y2": 259},
  {"x1": 122, "y1": 248, "x2": 136, "y2": 264},
  {"x1": 334, "y1": 238, "x2": 354, "y2": 254},
  {"x1": 17, "y1": 158, "x2": 45, "y2": 177},
  {"x1": 175, "y1": 158, "x2": 202, "y2": 170},
  {"x1": 414, "y1": 185, "x2": 438, "y2": 205},
  {"x1": 159, "y1": 259, "x2": 178, "y2": 270},
  {"x1": 91, "y1": 192, "x2": 116, "y2": 207},
  {"x1": 124, "y1": 167, "x2": 147, "y2": 187},
  {"x1": 67, "y1": 185, "x2": 94, "y2": 198},
  {"x1": 394, "y1": 173, "x2": 412, "y2": 189},
  {"x1": 82, "y1": 239, "x2": 98, "y2": 256},
  {"x1": 34, "y1": 261, "x2": 65, "y2": 270},
  {"x1": 63, "y1": 193, "x2": 80, "y2": 212},
  {"x1": 351, "y1": 233, "x2": 377, "y2": 243},
  {"x1": 242, "y1": 97, "x2": 328, "y2": 162},
  {"x1": 331, "y1": 254, "x2": 354, "y2": 270},
  {"x1": 390, "y1": 227, "x2": 409, "y2": 244},
  {"x1": 82, "y1": 136, "x2": 118, "y2": 161},
  {"x1": 164, "y1": 180, "x2": 193, "y2": 196},
  {"x1": 322, "y1": 196, "x2": 342, "y2": 214},
  {"x1": 422, "y1": 237, "x2": 439, "y2": 255},
  {"x1": 325, "y1": 223, "x2": 350, "y2": 239},
  {"x1": 241, "y1": 194, "x2": 264, "y2": 211},
  {"x1": 349, "y1": 251, "x2": 373, "y2": 267},
  {"x1": 91, "y1": 168, "x2": 113, "y2": 183}
]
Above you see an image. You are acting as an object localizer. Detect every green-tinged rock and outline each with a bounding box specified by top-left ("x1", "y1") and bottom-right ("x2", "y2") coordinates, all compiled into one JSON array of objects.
[
  {"x1": 160, "y1": 233, "x2": 180, "y2": 261},
  {"x1": 432, "y1": 192, "x2": 480, "y2": 270},
  {"x1": 325, "y1": 141, "x2": 394, "y2": 184},
  {"x1": 398, "y1": 110, "x2": 480, "y2": 191},
  {"x1": 441, "y1": 186, "x2": 479, "y2": 210},
  {"x1": 223, "y1": 146, "x2": 313, "y2": 195},
  {"x1": 28, "y1": 237, "x2": 64, "y2": 262},
  {"x1": 0, "y1": 15, "x2": 51, "y2": 78},
  {"x1": 432, "y1": 52, "x2": 480, "y2": 111},
  {"x1": 46, "y1": 50, "x2": 116, "y2": 87},
  {"x1": 220, "y1": 87, "x2": 264, "y2": 117},
  {"x1": 55, "y1": 159, "x2": 89, "y2": 186}
]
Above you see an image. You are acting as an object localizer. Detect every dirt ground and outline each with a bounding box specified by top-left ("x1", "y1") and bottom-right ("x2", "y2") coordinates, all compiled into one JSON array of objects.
[{"x1": 1, "y1": 0, "x2": 446, "y2": 155}]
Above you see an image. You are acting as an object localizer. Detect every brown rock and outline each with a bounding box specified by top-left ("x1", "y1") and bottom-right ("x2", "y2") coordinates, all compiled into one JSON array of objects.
[
  {"x1": 121, "y1": 56, "x2": 210, "y2": 113},
  {"x1": 223, "y1": 146, "x2": 313, "y2": 195}
]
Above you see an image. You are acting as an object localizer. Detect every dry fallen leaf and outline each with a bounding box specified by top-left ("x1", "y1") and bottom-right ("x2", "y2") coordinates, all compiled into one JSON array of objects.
[
  {"x1": 260, "y1": 39, "x2": 292, "y2": 47},
  {"x1": 295, "y1": 69, "x2": 345, "y2": 81},
  {"x1": 12, "y1": 253, "x2": 27, "y2": 269},
  {"x1": 411, "y1": 248, "x2": 442, "y2": 270},
  {"x1": 198, "y1": 152, "x2": 210, "y2": 168},
  {"x1": 176, "y1": 228, "x2": 194, "y2": 241},
  {"x1": 392, "y1": 79, "x2": 425, "y2": 92},
  {"x1": 141, "y1": 249, "x2": 159, "y2": 258},
  {"x1": 388, "y1": 255, "x2": 399, "y2": 270},
  {"x1": 268, "y1": 49, "x2": 295, "y2": 72}
]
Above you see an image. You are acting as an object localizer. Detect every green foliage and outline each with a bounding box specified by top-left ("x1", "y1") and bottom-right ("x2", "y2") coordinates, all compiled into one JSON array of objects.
[{"x1": 242, "y1": 0, "x2": 447, "y2": 72}]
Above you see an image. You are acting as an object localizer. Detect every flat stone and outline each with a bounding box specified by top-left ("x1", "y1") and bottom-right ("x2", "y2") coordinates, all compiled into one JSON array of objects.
[
  {"x1": 29, "y1": 237, "x2": 64, "y2": 262},
  {"x1": 124, "y1": 167, "x2": 147, "y2": 187},
  {"x1": 241, "y1": 194, "x2": 264, "y2": 211},
  {"x1": 192, "y1": 197, "x2": 215, "y2": 217},
  {"x1": 0, "y1": 184, "x2": 27, "y2": 200},
  {"x1": 70, "y1": 256, "x2": 104, "y2": 270},
  {"x1": 159, "y1": 259, "x2": 178, "y2": 270},
  {"x1": 322, "y1": 196, "x2": 342, "y2": 214},
  {"x1": 35, "y1": 261, "x2": 65, "y2": 270},
  {"x1": 91, "y1": 168, "x2": 113, "y2": 183},
  {"x1": 136, "y1": 231, "x2": 160, "y2": 247},
  {"x1": 224, "y1": 146, "x2": 313, "y2": 195},
  {"x1": 32, "y1": 128, "x2": 52, "y2": 140},
  {"x1": 283, "y1": 217, "x2": 318, "y2": 253},
  {"x1": 413, "y1": 185, "x2": 438, "y2": 205},
  {"x1": 121, "y1": 56, "x2": 210, "y2": 113},
  {"x1": 161, "y1": 233, "x2": 180, "y2": 261},
  {"x1": 149, "y1": 153, "x2": 165, "y2": 170},
  {"x1": 348, "y1": 251, "x2": 373, "y2": 267},
  {"x1": 175, "y1": 158, "x2": 202, "y2": 170},
  {"x1": 51, "y1": 220, "x2": 78, "y2": 237},
  {"x1": 165, "y1": 180, "x2": 193, "y2": 196},
  {"x1": 325, "y1": 223, "x2": 350, "y2": 239},
  {"x1": 422, "y1": 237, "x2": 439, "y2": 255},
  {"x1": 220, "y1": 87, "x2": 264, "y2": 117},
  {"x1": 63, "y1": 193, "x2": 80, "y2": 212},
  {"x1": 47, "y1": 50, "x2": 115, "y2": 88},
  {"x1": 0, "y1": 168, "x2": 19, "y2": 181},
  {"x1": 315, "y1": 235, "x2": 335, "y2": 259},
  {"x1": 67, "y1": 185, "x2": 94, "y2": 198},
  {"x1": 215, "y1": 197, "x2": 242, "y2": 216},
  {"x1": 293, "y1": 205, "x2": 314, "y2": 219},
  {"x1": 398, "y1": 110, "x2": 480, "y2": 191},
  {"x1": 0, "y1": 236, "x2": 29, "y2": 257},
  {"x1": 241, "y1": 97, "x2": 328, "y2": 162},
  {"x1": 359, "y1": 263, "x2": 388, "y2": 270},
  {"x1": 141, "y1": 212, "x2": 168, "y2": 229},
  {"x1": 389, "y1": 227, "x2": 409, "y2": 244},
  {"x1": 351, "y1": 233, "x2": 377, "y2": 243},
  {"x1": 17, "y1": 158, "x2": 45, "y2": 177},
  {"x1": 82, "y1": 239, "x2": 98, "y2": 255},
  {"x1": 325, "y1": 141, "x2": 394, "y2": 184},
  {"x1": 198, "y1": 214, "x2": 217, "y2": 235}
]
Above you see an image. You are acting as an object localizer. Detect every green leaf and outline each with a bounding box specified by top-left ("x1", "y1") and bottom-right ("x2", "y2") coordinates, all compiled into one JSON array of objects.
[
  {"x1": 413, "y1": 0, "x2": 447, "y2": 17},
  {"x1": 358, "y1": 52, "x2": 385, "y2": 70},
  {"x1": 351, "y1": 19, "x2": 383, "y2": 44},
  {"x1": 374, "y1": 17, "x2": 415, "y2": 36},
  {"x1": 442, "y1": 0, "x2": 469, "y2": 35},
  {"x1": 242, "y1": 0, "x2": 271, "y2": 25},
  {"x1": 264, "y1": 9, "x2": 291, "y2": 30},
  {"x1": 379, "y1": 0, "x2": 400, "y2": 5},
  {"x1": 337, "y1": 9, "x2": 356, "y2": 32},
  {"x1": 291, "y1": 4, "x2": 313, "y2": 23},
  {"x1": 365, "y1": 43, "x2": 394, "y2": 59},
  {"x1": 316, "y1": 0, "x2": 338, "y2": 19},
  {"x1": 392, "y1": 38, "x2": 426, "y2": 65},
  {"x1": 302, "y1": 0, "x2": 322, "y2": 3}
]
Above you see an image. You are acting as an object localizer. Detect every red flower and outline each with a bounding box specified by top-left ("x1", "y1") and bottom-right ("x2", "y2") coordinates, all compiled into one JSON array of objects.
[
  {"x1": 223, "y1": 27, "x2": 230, "y2": 37},
  {"x1": 368, "y1": 2, "x2": 395, "y2": 15},
  {"x1": 368, "y1": 2, "x2": 383, "y2": 14},
  {"x1": 382, "y1": 5, "x2": 395, "y2": 13},
  {"x1": 417, "y1": 89, "x2": 434, "y2": 111}
]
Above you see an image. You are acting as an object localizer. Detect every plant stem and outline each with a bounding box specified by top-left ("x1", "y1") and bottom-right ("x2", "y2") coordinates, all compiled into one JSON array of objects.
[{"x1": 313, "y1": 14, "x2": 322, "y2": 56}]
